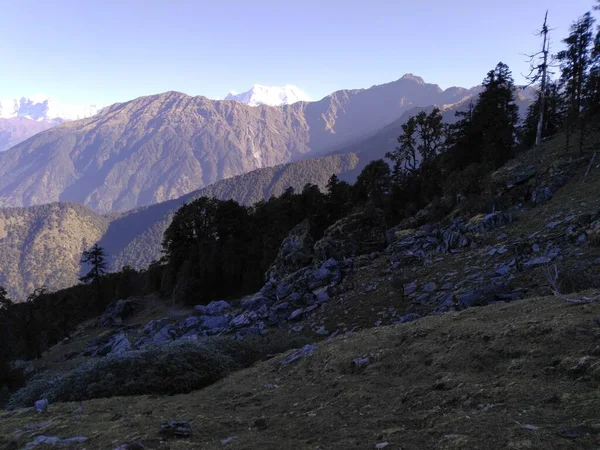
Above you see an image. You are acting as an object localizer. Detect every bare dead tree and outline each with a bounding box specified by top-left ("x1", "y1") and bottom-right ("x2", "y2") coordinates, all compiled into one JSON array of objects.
[
  {"x1": 546, "y1": 264, "x2": 600, "y2": 303},
  {"x1": 523, "y1": 11, "x2": 555, "y2": 146}
]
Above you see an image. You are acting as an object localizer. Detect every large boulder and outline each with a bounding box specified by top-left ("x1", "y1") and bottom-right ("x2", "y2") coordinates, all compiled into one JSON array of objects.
[
  {"x1": 266, "y1": 219, "x2": 315, "y2": 282},
  {"x1": 314, "y1": 207, "x2": 387, "y2": 261},
  {"x1": 96, "y1": 298, "x2": 142, "y2": 327}
]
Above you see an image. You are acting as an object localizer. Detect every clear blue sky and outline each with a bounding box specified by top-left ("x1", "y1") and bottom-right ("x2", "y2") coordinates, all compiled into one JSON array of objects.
[{"x1": 1, "y1": 0, "x2": 595, "y2": 106}]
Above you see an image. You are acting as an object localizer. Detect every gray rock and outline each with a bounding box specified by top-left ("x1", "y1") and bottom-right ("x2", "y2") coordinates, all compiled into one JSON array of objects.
[
  {"x1": 394, "y1": 313, "x2": 422, "y2": 324},
  {"x1": 195, "y1": 300, "x2": 231, "y2": 316},
  {"x1": 547, "y1": 220, "x2": 563, "y2": 229},
  {"x1": 266, "y1": 219, "x2": 314, "y2": 282},
  {"x1": 114, "y1": 443, "x2": 146, "y2": 450},
  {"x1": 281, "y1": 344, "x2": 318, "y2": 367},
  {"x1": 110, "y1": 332, "x2": 131, "y2": 355},
  {"x1": 524, "y1": 256, "x2": 553, "y2": 268},
  {"x1": 230, "y1": 314, "x2": 252, "y2": 328},
  {"x1": 142, "y1": 318, "x2": 171, "y2": 336},
  {"x1": 34, "y1": 399, "x2": 49, "y2": 413},
  {"x1": 241, "y1": 296, "x2": 269, "y2": 312},
  {"x1": 352, "y1": 357, "x2": 370, "y2": 367},
  {"x1": 199, "y1": 315, "x2": 230, "y2": 332},
  {"x1": 24, "y1": 435, "x2": 88, "y2": 449},
  {"x1": 159, "y1": 420, "x2": 192, "y2": 437},
  {"x1": 288, "y1": 308, "x2": 304, "y2": 321},
  {"x1": 152, "y1": 324, "x2": 176, "y2": 344},
  {"x1": 404, "y1": 280, "x2": 417, "y2": 296},
  {"x1": 423, "y1": 282, "x2": 437, "y2": 293}
]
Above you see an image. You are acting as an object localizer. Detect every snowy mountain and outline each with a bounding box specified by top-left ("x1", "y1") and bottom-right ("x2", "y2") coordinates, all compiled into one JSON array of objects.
[
  {"x1": 0, "y1": 95, "x2": 102, "y2": 121},
  {"x1": 224, "y1": 84, "x2": 311, "y2": 106}
]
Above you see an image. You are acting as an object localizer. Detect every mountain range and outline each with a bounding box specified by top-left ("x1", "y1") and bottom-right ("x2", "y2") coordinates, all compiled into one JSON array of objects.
[
  {"x1": 0, "y1": 74, "x2": 537, "y2": 299},
  {"x1": 0, "y1": 96, "x2": 102, "y2": 152},
  {"x1": 0, "y1": 74, "x2": 480, "y2": 213},
  {"x1": 224, "y1": 84, "x2": 311, "y2": 106}
]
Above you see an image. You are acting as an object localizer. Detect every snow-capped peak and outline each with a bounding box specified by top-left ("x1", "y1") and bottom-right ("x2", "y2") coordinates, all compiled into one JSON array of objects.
[
  {"x1": 224, "y1": 84, "x2": 311, "y2": 107},
  {"x1": 0, "y1": 95, "x2": 102, "y2": 121}
]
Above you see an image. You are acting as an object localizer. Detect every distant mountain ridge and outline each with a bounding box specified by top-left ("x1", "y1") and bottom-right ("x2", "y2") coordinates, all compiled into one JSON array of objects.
[
  {"x1": 0, "y1": 95, "x2": 102, "y2": 152},
  {"x1": 225, "y1": 84, "x2": 311, "y2": 106},
  {"x1": 0, "y1": 74, "x2": 481, "y2": 213}
]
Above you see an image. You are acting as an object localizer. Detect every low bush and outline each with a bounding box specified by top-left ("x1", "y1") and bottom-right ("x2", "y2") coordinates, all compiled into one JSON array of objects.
[{"x1": 8, "y1": 332, "x2": 311, "y2": 408}]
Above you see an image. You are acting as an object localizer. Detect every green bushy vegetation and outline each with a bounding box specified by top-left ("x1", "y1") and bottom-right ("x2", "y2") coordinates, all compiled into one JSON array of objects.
[{"x1": 7, "y1": 333, "x2": 311, "y2": 408}]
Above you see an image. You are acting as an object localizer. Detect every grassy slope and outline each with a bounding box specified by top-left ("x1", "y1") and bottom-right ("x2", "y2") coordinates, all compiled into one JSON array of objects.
[{"x1": 1, "y1": 296, "x2": 599, "y2": 449}]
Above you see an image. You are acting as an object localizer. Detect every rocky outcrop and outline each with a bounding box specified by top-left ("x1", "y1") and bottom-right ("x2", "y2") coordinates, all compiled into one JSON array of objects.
[
  {"x1": 266, "y1": 219, "x2": 314, "y2": 282},
  {"x1": 314, "y1": 207, "x2": 387, "y2": 261}
]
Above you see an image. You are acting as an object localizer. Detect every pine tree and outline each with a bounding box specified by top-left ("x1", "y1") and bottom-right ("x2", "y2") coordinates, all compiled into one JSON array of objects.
[
  {"x1": 79, "y1": 244, "x2": 107, "y2": 284},
  {"x1": 521, "y1": 81, "x2": 564, "y2": 147},
  {"x1": 557, "y1": 12, "x2": 595, "y2": 154},
  {"x1": 0, "y1": 286, "x2": 11, "y2": 311},
  {"x1": 472, "y1": 62, "x2": 519, "y2": 169}
]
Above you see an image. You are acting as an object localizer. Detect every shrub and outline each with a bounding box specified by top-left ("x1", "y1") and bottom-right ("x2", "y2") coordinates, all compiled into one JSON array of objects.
[
  {"x1": 8, "y1": 332, "x2": 311, "y2": 407},
  {"x1": 556, "y1": 263, "x2": 600, "y2": 294}
]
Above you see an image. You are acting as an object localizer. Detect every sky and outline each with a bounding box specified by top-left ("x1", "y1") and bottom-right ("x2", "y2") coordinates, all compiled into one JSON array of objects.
[{"x1": 1, "y1": 0, "x2": 597, "y2": 106}]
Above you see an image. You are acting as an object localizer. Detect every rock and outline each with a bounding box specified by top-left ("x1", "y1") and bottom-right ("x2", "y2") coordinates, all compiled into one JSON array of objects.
[
  {"x1": 110, "y1": 332, "x2": 131, "y2": 355},
  {"x1": 97, "y1": 298, "x2": 141, "y2": 327},
  {"x1": 114, "y1": 443, "x2": 146, "y2": 450},
  {"x1": 524, "y1": 256, "x2": 553, "y2": 268},
  {"x1": 220, "y1": 437, "x2": 235, "y2": 445},
  {"x1": 314, "y1": 207, "x2": 387, "y2": 261},
  {"x1": 142, "y1": 318, "x2": 171, "y2": 336},
  {"x1": 423, "y1": 282, "x2": 437, "y2": 293},
  {"x1": 404, "y1": 280, "x2": 417, "y2": 296},
  {"x1": 195, "y1": 300, "x2": 231, "y2": 316},
  {"x1": 253, "y1": 418, "x2": 268, "y2": 430},
  {"x1": 467, "y1": 212, "x2": 512, "y2": 234},
  {"x1": 532, "y1": 186, "x2": 553, "y2": 205},
  {"x1": 288, "y1": 308, "x2": 304, "y2": 321},
  {"x1": 24, "y1": 436, "x2": 88, "y2": 449},
  {"x1": 230, "y1": 314, "x2": 252, "y2": 328},
  {"x1": 352, "y1": 357, "x2": 371, "y2": 367},
  {"x1": 456, "y1": 284, "x2": 511, "y2": 309},
  {"x1": 281, "y1": 344, "x2": 318, "y2": 366},
  {"x1": 198, "y1": 315, "x2": 230, "y2": 333},
  {"x1": 152, "y1": 324, "x2": 176, "y2": 344},
  {"x1": 34, "y1": 399, "x2": 49, "y2": 413},
  {"x1": 376, "y1": 443, "x2": 390, "y2": 449},
  {"x1": 547, "y1": 220, "x2": 563, "y2": 229},
  {"x1": 159, "y1": 420, "x2": 192, "y2": 438},
  {"x1": 241, "y1": 296, "x2": 269, "y2": 312},
  {"x1": 266, "y1": 219, "x2": 314, "y2": 282},
  {"x1": 394, "y1": 313, "x2": 422, "y2": 324}
]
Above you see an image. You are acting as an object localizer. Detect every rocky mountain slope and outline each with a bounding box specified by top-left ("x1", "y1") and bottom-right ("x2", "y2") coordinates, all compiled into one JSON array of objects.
[
  {"x1": 224, "y1": 84, "x2": 311, "y2": 106},
  {"x1": 3, "y1": 130, "x2": 600, "y2": 448},
  {"x1": 0, "y1": 203, "x2": 109, "y2": 300},
  {"x1": 0, "y1": 75, "x2": 479, "y2": 213},
  {"x1": 0, "y1": 152, "x2": 359, "y2": 300}
]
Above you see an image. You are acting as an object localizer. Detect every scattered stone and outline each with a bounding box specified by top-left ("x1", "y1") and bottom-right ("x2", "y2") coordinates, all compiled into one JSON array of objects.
[
  {"x1": 288, "y1": 308, "x2": 304, "y2": 321},
  {"x1": 394, "y1": 313, "x2": 422, "y2": 324},
  {"x1": 315, "y1": 326, "x2": 329, "y2": 335},
  {"x1": 374, "y1": 320, "x2": 383, "y2": 327},
  {"x1": 159, "y1": 420, "x2": 192, "y2": 438},
  {"x1": 114, "y1": 443, "x2": 146, "y2": 450},
  {"x1": 220, "y1": 437, "x2": 235, "y2": 445},
  {"x1": 352, "y1": 357, "x2": 370, "y2": 367},
  {"x1": 375, "y1": 443, "x2": 390, "y2": 449},
  {"x1": 522, "y1": 424, "x2": 539, "y2": 431},
  {"x1": 524, "y1": 256, "x2": 553, "y2": 268},
  {"x1": 253, "y1": 418, "x2": 268, "y2": 430},
  {"x1": 195, "y1": 300, "x2": 231, "y2": 316},
  {"x1": 423, "y1": 282, "x2": 437, "y2": 293},
  {"x1": 24, "y1": 436, "x2": 88, "y2": 449},
  {"x1": 281, "y1": 344, "x2": 318, "y2": 367},
  {"x1": 110, "y1": 332, "x2": 131, "y2": 355},
  {"x1": 34, "y1": 399, "x2": 49, "y2": 413},
  {"x1": 547, "y1": 220, "x2": 563, "y2": 229},
  {"x1": 230, "y1": 314, "x2": 252, "y2": 328},
  {"x1": 404, "y1": 280, "x2": 417, "y2": 296}
]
